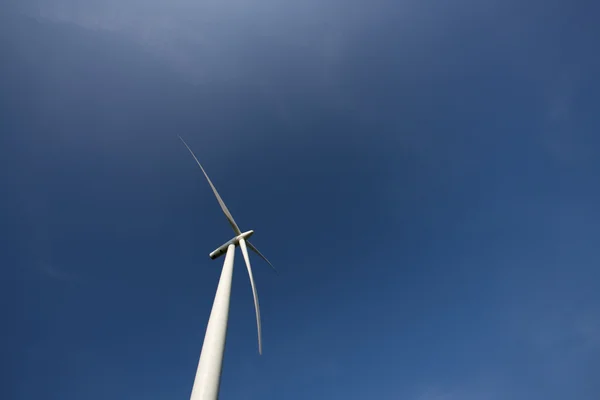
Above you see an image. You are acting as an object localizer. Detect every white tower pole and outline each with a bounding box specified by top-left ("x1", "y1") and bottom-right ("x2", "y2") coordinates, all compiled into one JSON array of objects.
[{"x1": 190, "y1": 244, "x2": 236, "y2": 400}]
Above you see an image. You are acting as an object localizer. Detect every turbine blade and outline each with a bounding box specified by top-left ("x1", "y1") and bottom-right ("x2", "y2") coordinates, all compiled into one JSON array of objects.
[
  {"x1": 247, "y1": 241, "x2": 277, "y2": 273},
  {"x1": 178, "y1": 136, "x2": 241, "y2": 235},
  {"x1": 238, "y1": 238, "x2": 263, "y2": 355}
]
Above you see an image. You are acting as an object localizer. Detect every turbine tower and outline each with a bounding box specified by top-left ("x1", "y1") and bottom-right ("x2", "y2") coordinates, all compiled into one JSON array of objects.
[{"x1": 179, "y1": 136, "x2": 276, "y2": 400}]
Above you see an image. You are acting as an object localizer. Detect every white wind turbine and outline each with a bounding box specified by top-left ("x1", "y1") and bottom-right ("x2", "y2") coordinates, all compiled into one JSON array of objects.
[{"x1": 178, "y1": 136, "x2": 276, "y2": 400}]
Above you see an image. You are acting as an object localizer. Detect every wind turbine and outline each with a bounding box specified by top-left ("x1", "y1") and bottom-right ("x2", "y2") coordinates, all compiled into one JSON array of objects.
[{"x1": 178, "y1": 136, "x2": 276, "y2": 400}]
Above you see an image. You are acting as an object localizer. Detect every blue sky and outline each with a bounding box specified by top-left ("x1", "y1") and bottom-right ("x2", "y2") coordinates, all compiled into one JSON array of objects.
[{"x1": 2, "y1": 1, "x2": 599, "y2": 399}]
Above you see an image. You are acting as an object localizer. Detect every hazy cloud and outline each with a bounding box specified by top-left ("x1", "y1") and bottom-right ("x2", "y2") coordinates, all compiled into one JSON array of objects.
[
  {"x1": 542, "y1": 70, "x2": 595, "y2": 165},
  {"x1": 38, "y1": 262, "x2": 82, "y2": 283},
  {"x1": 414, "y1": 386, "x2": 498, "y2": 400},
  {"x1": 20, "y1": 0, "x2": 368, "y2": 83}
]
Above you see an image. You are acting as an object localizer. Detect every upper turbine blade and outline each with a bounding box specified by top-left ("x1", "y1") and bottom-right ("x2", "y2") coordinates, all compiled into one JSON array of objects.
[
  {"x1": 247, "y1": 241, "x2": 277, "y2": 273},
  {"x1": 238, "y1": 238, "x2": 263, "y2": 355},
  {"x1": 178, "y1": 136, "x2": 242, "y2": 236}
]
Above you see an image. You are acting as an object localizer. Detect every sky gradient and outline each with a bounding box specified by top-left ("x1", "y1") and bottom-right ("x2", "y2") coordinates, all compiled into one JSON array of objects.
[{"x1": 2, "y1": 1, "x2": 599, "y2": 399}]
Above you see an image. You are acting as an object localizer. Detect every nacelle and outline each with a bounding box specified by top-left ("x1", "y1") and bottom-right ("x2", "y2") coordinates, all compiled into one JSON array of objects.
[{"x1": 209, "y1": 230, "x2": 254, "y2": 260}]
